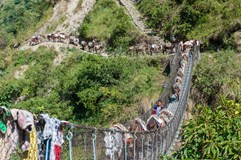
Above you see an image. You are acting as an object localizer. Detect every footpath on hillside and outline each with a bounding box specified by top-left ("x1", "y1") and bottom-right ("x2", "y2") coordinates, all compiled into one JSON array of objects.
[
  {"x1": 118, "y1": 0, "x2": 151, "y2": 34},
  {"x1": 118, "y1": 0, "x2": 165, "y2": 44}
]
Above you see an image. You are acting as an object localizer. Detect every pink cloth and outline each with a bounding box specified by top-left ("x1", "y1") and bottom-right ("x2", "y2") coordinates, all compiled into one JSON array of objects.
[{"x1": 11, "y1": 109, "x2": 34, "y2": 132}]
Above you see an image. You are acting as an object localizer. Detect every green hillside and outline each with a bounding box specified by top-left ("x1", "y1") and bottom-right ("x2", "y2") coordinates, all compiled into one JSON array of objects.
[
  {"x1": 79, "y1": 0, "x2": 140, "y2": 51},
  {"x1": 0, "y1": 0, "x2": 52, "y2": 48},
  {"x1": 138, "y1": 0, "x2": 241, "y2": 49}
]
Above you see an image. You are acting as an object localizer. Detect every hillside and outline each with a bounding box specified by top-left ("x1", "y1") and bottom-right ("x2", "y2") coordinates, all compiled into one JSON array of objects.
[
  {"x1": 79, "y1": 0, "x2": 141, "y2": 51},
  {"x1": 0, "y1": 0, "x2": 170, "y2": 126},
  {"x1": 0, "y1": 0, "x2": 241, "y2": 159},
  {"x1": 0, "y1": 0, "x2": 52, "y2": 48},
  {"x1": 137, "y1": 0, "x2": 241, "y2": 50}
]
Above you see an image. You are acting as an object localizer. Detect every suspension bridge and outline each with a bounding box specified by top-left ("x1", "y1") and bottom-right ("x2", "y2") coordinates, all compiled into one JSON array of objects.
[
  {"x1": 0, "y1": 43, "x2": 200, "y2": 160},
  {"x1": 59, "y1": 44, "x2": 200, "y2": 160}
]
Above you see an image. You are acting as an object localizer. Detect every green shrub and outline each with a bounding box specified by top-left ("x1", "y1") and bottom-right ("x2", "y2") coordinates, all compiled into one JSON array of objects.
[
  {"x1": 137, "y1": 0, "x2": 241, "y2": 49},
  {"x1": 173, "y1": 98, "x2": 241, "y2": 159},
  {"x1": 0, "y1": 0, "x2": 51, "y2": 48},
  {"x1": 192, "y1": 50, "x2": 240, "y2": 104}
]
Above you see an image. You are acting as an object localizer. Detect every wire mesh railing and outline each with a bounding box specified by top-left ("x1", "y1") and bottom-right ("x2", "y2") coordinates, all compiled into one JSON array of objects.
[{"x1": 139, "y1": 44, "x2": 182, "y2": 122}]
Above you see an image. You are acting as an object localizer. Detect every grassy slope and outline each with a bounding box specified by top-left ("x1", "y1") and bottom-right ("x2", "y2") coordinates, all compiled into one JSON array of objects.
[
  {"x1": 137, "y1": 0, "x2": 241, "y2": 49},
  {"x1": 0, "y1": 48, "x2": 168, "y2": 126},
  {"x1": 79, "y1": 0, "x2": 140, "y2": 51}
]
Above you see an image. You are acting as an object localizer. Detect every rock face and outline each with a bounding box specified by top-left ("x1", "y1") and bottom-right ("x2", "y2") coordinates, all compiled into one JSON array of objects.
[{"x1": 234, "y1": 31, "x2": 241, "y2": 52}]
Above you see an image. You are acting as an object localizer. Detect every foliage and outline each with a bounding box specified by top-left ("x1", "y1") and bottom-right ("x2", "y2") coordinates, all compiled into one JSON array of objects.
[
  {"x1": 192, "y1": 50, "x2": 241, "y2": 104},
  {"x1": 137, "y1": 0, "x2": 241, "y2": 49},
  {"x1": 0, "y1": 0, "x2": 52, "y2": 48},
  {"x1": 173, "y1": 97, "x2": 241, "y2": 159},
  {"x1": 79, "y1": 0, "x2": 139, "y2": 51},
  {"x1": 0, "y1": 48, "x2": 168, "y2": 125}
]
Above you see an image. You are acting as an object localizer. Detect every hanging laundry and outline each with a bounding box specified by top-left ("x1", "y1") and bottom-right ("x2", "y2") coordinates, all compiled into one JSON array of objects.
[
  {"x1": 11, "y1": 109, "x2": 34, "y2": 152},
  {"x1": 38, "y1": 114, "x2": 64, "y2": 160},
  {"x1": 54, "y1": 145, "x2": 62, "y2": 160},
  {"x1": 0, "y1": 106, "x2": 11, "y2": 134},
  {"x1": 11, "y1": 109, "x2": 34, "y2": 132},
  {"x1": 49, "y1": 118, "x2": 64, "y2": 160},
  {"x1": 45, "y1": 138, "x2": 51, "y2": 160},
  {"x1": 23, "y1": 127, "x2": 38, "y2": 160},
  {"x1": 41, "y1": 114, "x2": 53, "y2": 139},
  {"x1": 36, "y1": 114, "x2": 47, "y2": 160}
]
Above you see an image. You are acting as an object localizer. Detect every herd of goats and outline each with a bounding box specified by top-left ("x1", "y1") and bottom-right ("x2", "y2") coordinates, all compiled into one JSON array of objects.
[
  {"x1": 103, "y1": 40, "x2": 196, "y2": 159},
  {"x1": 27, "y1": 33, "x2": 197, "y2": 55}
]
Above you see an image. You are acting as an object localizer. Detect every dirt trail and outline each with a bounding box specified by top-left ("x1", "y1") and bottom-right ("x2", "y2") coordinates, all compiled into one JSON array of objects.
[
  {"x1": 36, "y1": 1, "x2": 68, "y2": 34},
  {"x1": 55, "y1": 0, "x2": 96, "y2": 34},
  {"x1": 118, "y1": 0, "x2": 164, "y2": 44},
  {"x1": 20, "y1": 42, "x2": 108, "y2": 57},
  {"x1": 118, "y1": 0, "x2": 152, "y2": 34},
  {"x1": 35, "y1": 0, "x2": 96, "y2": 35}
]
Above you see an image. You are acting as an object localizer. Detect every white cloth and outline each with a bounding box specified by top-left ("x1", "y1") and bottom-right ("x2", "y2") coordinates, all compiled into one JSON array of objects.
[
  {"x1": 39, "y1": 114, "x2": 64, "y2": 160},
  {"x1": 156, "y1": 107, "x2": 161, "y2": 116}
]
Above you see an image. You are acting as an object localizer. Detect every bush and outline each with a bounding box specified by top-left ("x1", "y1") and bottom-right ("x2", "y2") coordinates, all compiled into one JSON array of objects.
[
  {"x1": 173, "y1": 98, "x2": 241, "y2": 159},
  {"x1": 192, "y1": 50, "x2": 240, "y2": 104},
  {"x1": 0, "y1": 0, "x2": 51, "y2": 47},
  {"x1": 137, "y1": 0, "x2": 241, "y2": 49}
]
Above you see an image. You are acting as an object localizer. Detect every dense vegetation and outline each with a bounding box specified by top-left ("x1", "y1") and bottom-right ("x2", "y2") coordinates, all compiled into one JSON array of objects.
[
  {"x1": 0, "y1": 0, "x2": 52, "y2": 49},
  {"x1": 138, "y1": 0, "x2": 241, "y2": 49},
  {"x1": 172, "y1": 51, "x2": 241, "y2": 159},
  {"x1": 192, "y1": 50, "x2": 241, "y2": 105},
  {"x1": 79, "y1": 0, "x2": 140, "y2": 51},
  {"x1": 0, "y1": 48, "x2": 168, "y2": 125},
  {"x1": 174, "y1": 99, "x2": 241, "y2": 159}
]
